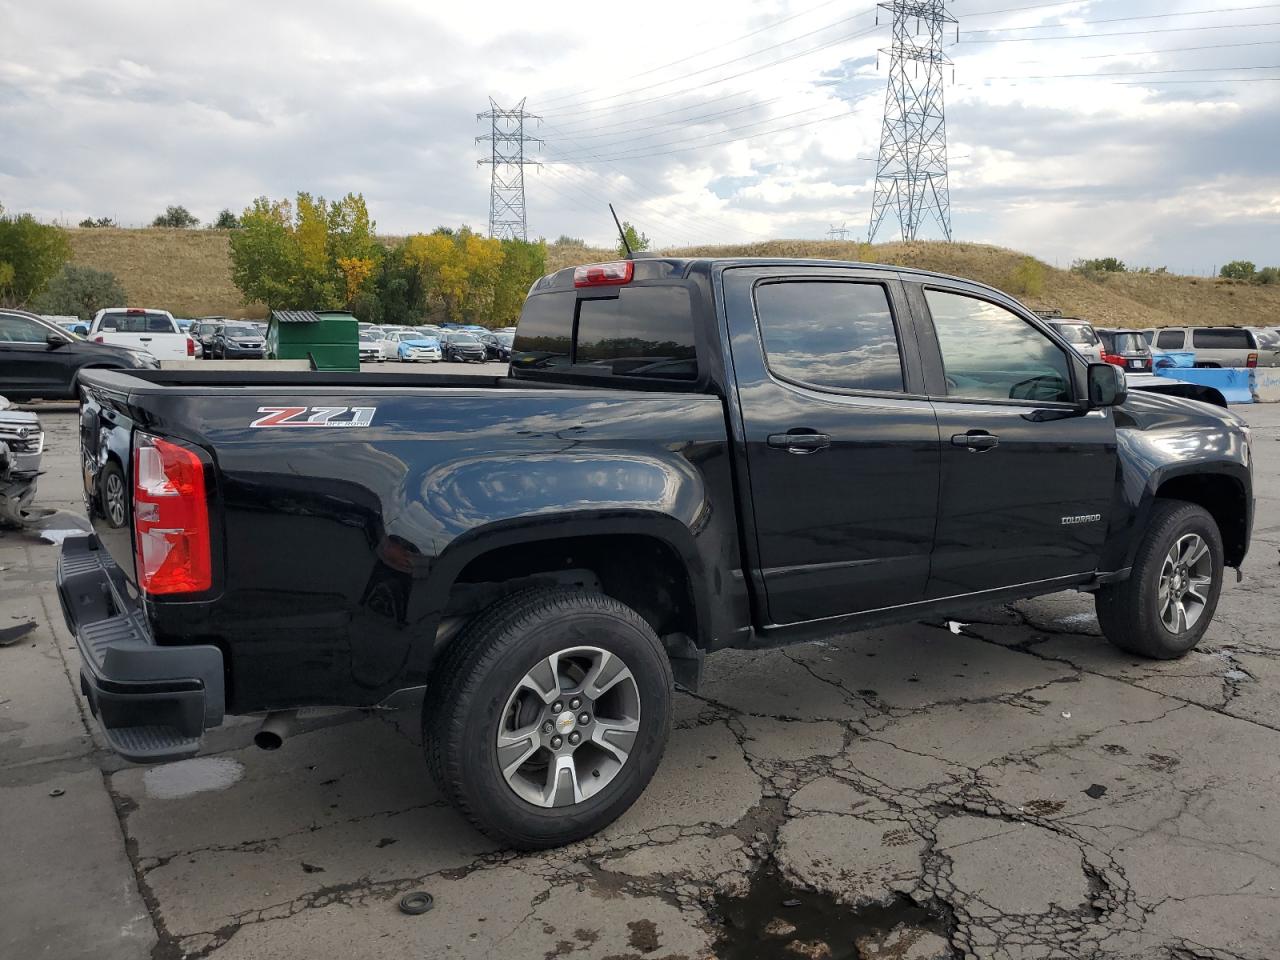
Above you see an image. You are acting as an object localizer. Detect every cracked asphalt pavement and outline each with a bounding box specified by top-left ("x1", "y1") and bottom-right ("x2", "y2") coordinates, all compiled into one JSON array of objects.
[{"x1": 3, "y1": 403, "x2": 1278, "y2": 960}]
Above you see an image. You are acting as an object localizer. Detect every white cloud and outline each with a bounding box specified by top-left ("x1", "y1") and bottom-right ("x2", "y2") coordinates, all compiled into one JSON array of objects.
[{"x1": 0, "y1": 0, "x2": 1277, "y2": 271}]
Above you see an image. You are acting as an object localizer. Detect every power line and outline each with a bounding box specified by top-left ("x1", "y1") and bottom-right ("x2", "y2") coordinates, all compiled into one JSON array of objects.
[
  {"x1": 979, "y1": 62, "x2": 1280, "y2": 79},
  {"x1": 962, "y1": 3, "x2": 1280, "y2": 34},
  {"x1": 956, "y1": 0, "x2": 1087, "y2": 18},
  {"x1": 541, "y1": 22, "x2": 882, "y2": 122},
  {"x1": 541, "y1": 7, "x2": 876, "y2": 116},
  {"x1": 1077, "y1": 38, "x2": 1280, "y2": 59},
  {"x1": 958, "y1": 20, "x2": 1280, "y2": 42},
  {"x1": 535, "y1": 0, "x2": 846, "y2": 106}
]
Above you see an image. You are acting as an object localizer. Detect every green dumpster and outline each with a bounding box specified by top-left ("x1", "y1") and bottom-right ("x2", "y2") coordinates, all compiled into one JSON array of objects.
[{"x1": 266, "y1": 309, "x2": 360, "y2": 371}]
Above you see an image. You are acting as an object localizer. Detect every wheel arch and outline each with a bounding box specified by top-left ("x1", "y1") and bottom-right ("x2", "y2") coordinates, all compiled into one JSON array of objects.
[
  {"x1": 1152, "y1": 470, "x2": 1250, "y2": 567},
  {"x1": 422, "y1": 511, "x2": 710, "y2": 656}
]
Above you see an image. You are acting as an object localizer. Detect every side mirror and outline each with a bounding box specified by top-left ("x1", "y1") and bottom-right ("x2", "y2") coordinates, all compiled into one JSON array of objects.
[
  {"x1": 1086, "y1": 362, "x2": 1127, "y2": 408},
  {"x1": 46, "y1": 333, "x2": 69, "y2": 348}
]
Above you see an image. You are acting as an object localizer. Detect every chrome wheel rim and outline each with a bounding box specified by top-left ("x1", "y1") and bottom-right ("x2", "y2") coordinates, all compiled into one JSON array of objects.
[
  {"x1": 496, "y1": 646, "x2": 641, "y2": 808},
  {"x1": 1158, "y1": 533, "x2": 1213, "y2": 633},
  {"x1": 104, "y1": 472, "x2": 126, "y2": 527}
]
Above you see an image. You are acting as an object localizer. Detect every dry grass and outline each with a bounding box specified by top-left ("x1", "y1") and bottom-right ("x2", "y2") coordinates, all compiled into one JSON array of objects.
[
  {"x1": 67, "y1": 227, "x2": 265, "y2": 318},
  {"x1": 66, "y1": 230, "x2": 1278, "y2": 329}
]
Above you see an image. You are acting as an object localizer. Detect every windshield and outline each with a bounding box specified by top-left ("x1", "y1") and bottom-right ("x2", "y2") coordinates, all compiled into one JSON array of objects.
[
  {"x1": 1255, "y1": 328, "x2": 1280, "y2": 348},
  {"x1": 224, "y1": 324, "x2": 259, "y2": 337},
  {"x1": 452, "y1": 334, "x2": 479, "y2": 344},
  {"x1": 359, "y1": 334, "x2": 377, "y2": 343}
]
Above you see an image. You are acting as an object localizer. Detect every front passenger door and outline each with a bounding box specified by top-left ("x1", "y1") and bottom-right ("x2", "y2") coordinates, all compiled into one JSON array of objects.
[
  {"x1": 0, "y1": 312, "x2": 68, "y2": 395},
  {"x1": 913, "y1": 286, "x2": 1118, "y2": 598}
]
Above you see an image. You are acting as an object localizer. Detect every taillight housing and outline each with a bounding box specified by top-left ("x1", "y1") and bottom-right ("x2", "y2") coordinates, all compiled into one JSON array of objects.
[
  {"x1": 186, "y1": 337, "x2": 196, "y2": 357},
  {"x1": 574, "y1": 261, "x2": 634, "y2": 288},
  {"x1": 1102, "y1": 353, "x2": 1125, "y2": 367},
  {"x1": 93, "y1": 335, "x2": 105, "y2": 343},
  {"x1": 133, "y1": 433, "x2": 211, "y2": 595},
  {"x1": 1247, "y1": 352, "x2": 1258, "y2": 368}
]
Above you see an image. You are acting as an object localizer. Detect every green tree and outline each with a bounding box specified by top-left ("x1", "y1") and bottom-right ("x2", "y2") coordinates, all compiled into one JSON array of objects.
[
  {"x1": 211, "y1": 209, "x2": 240, "y2": 229},
  {"x1": 32, "y1": 265, "x2": 127, "y2": 320},
  {"x1": 1257, "y1": 266, "x2": 1279, "y2": 285},
  {"x1": 152, "y1": 205, "x2": 200, "y2": 228},
  {"x1": 1219, "y1": 260, "x2": 1256, "y2": 281},
  {"x1": 228, "y1": 192, "x2": 382, "y2": 311},
  {"x1": 615, "y1": 221, "x2": 650, "y2": 258},
  {"x1": 78, "y1": 216, "x2": 116, "y2": 228},
  {"x1": 0, "y1": 210, "x2": 72, "y2": 307},
  {"x1": 491, "y1": 238, "x2": 547, "y2": 326}
]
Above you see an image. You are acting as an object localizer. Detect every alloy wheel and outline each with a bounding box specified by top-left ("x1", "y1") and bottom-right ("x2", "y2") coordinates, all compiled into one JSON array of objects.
[
  {"x1": 495, "y1": 646, "x2": 641, "y2": 808},
  {"x1": 1157, "y1": 533, "x2": 1214, "y2": 633}
]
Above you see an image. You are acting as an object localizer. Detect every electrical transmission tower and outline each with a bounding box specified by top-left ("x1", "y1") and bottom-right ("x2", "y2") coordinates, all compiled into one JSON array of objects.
[
  {"x1": 827, "y1": 222, "x2": 850, "y2": 241},
  {"x1": 477, "y1": 98, "x2": 542, "y2": 241},
  {"x1": 868, "y1": 1, "x2": 956, "y2": 243}
]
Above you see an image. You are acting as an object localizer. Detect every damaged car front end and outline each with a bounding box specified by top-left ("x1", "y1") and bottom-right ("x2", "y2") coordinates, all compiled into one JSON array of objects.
[{"x1": 0, "y1": 399, "x2": 45, "y2": 525}]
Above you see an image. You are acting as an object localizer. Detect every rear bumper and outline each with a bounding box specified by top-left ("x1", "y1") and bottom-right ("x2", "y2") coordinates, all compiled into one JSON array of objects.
[{"x1": 56, "y1": 534, "x2": 224, "y2": 763}]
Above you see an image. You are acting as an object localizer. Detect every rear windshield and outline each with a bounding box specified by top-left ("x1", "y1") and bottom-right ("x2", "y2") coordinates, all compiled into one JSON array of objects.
[
  {"x1": 1054, "y1": 323, "x2": 1098, "y2": 345},
  {"x1": 513, "y1": 285, "x2": 698, "y2": 381},
  {"x1": 1111, "y1": 333, "x2": 1147, "y2": 353},
  {"x1": 1193, "y1": 328, "x2": 1254, "y2": 349},
  {"x1": 98, "y1": 311, "x2": 175, "y2": 333}
]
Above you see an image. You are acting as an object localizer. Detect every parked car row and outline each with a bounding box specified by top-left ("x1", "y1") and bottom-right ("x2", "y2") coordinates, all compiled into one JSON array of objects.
[
  {"x1": 1042, "y1": 313, "x2": 1280, "y2": 371},
  {"x1": 352, "y1": 322, "x2": 511, "y2": 363}
]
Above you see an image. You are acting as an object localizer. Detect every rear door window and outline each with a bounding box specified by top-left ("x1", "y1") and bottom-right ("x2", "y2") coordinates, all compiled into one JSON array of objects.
[
  {"x1": 512, "y1": 292, "x2": 572, "y2": 368},
  {"x1": 1157, "y1": 330, "x2": 1185, "y2": 349},
  {"x1": 1193, "y1": 328, "x2": 1254, "y2": 349},
  {"x1": 752, "y1": 280, "x2": 904, "y2": 393}
]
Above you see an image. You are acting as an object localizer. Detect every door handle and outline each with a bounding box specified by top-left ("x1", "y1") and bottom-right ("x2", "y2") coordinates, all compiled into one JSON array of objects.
[
  {"x1": 951, "y1": 431, "x2": 999, "y2": 452},
  {"x1": 767, "y1": 431, "x2": 831, "y2": 454},
  {"x1": 138, "y1": 337, "x2": 152, "y2": 342}
]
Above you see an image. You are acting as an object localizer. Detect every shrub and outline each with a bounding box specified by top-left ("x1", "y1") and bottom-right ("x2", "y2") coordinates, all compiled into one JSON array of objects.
[
  {"x1": 1006, "y1": 256, "x2": 1045, "y2": 297},
  {"x1": 1219, "y1": 260, "x2": 1256, "y2": 281},
  {"x1": 1071, "y1": 257, "x2": 1126, "y2": 275},
  {"x1": 32, "y1": 265, "x2": 127, "y2": 321},
  {"x1": 211, "y1": 209, "x2": 240, "y2": 229},
  {"x1": 1257, "y1": 266, "x2": 1279, "y2": 285},
  {"x1": 78, "y1": 216, "x2": 116, "y2": 228}
]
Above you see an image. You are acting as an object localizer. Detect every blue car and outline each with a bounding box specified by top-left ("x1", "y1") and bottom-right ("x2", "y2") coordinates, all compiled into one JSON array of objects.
[{"x1": 396, "y1": 334, "x2": 443, "y2": 363}]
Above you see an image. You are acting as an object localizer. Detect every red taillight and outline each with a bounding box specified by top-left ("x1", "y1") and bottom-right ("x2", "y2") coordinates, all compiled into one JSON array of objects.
[
  {"x1": 574, "y1": 261, "x2": 634, "y2": 288},
  {"x1": 126, "y1": 308, "x2": 146, "y2": 315},
  {"x1": 133, "y1": 434, "x2": 211, "y2": 595},
  {"x1": 1247, "y1": 352, "x2": 1258, "y2": 368},
  {"x1": 186, "y1": 337, "x2": 195, "y2": 357},
  {"x1": 1102, "y1": 353, "x2": 1125, "y2": 367},
  {"x1": 93, "y1": 335, "x2": 105, "y2": 344}
]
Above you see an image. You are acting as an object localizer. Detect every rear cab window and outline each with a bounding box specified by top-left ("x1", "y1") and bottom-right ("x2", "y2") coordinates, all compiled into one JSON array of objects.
[
  {"x1": 1054, "y1": 322, "x2": 1098, "y2": 346},
  {"x1": 512, "y1": 264, "x2": 700, "y2": 384},
  {"x1": 97, "y1": 311, "x2": 177, "y2": 334}
]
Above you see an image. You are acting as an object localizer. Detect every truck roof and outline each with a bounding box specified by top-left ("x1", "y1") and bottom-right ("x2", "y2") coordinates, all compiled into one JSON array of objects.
[{"x1": 534, "y1": 256, "x2": 1013, "y2": 301}]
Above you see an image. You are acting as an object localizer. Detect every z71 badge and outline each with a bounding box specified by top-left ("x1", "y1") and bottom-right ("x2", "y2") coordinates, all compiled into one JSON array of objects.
[{"x1": 250, "y1": 406, "x2": 376, "y2": 428}]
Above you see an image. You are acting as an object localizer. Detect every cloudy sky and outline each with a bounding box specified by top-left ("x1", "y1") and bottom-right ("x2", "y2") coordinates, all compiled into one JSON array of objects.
[{"x1": 2, "y1": 0, "x2": 1277, "y2": 272}]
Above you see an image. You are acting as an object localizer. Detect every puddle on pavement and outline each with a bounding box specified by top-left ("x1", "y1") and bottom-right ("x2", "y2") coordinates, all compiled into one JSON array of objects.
[
  {"x1": 712, "y1": 867, "x2": 948, "y2": 960},
  {"x1": 143, "y1": 757, "x2": 245, "y2": 800}
]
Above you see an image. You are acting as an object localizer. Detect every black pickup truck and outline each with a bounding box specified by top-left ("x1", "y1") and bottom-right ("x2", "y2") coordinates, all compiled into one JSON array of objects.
[{"x1": 58, "y1": 258, "x2": 1253, "y2": 848}]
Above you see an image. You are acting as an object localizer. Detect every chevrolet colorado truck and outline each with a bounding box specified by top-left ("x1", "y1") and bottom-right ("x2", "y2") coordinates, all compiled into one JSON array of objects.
[{"x1": 57, "y1": 258, "x2": 1253, "y2": 848}]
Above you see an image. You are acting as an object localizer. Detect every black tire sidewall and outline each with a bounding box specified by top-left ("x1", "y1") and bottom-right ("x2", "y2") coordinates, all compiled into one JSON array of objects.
[{"x1": 451, "y1": 604, "x2": 672, "y2": 846}]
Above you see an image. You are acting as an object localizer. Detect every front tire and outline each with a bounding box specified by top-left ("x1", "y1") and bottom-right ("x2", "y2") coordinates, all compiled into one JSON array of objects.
[
  {"x1": 424, "y1": 588, "x2": 673, "y2": 849},
  {"x1": 1095, "y1": 499, "x2": 1224, "y2": 659}
]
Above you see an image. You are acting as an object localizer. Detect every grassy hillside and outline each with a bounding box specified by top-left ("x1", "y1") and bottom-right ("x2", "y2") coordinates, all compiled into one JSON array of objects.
[
  {"x1": 67, "y1": 227, "x2": 265, "y2": 318},
  {"x1": 67, "y1": 229, "x2": 1279, "y2": 329}
]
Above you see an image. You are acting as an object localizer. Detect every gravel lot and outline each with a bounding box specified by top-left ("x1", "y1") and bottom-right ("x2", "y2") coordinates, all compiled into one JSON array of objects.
[{"x1": 2, "y1": 399, "x2": 1278, "y2": 960}]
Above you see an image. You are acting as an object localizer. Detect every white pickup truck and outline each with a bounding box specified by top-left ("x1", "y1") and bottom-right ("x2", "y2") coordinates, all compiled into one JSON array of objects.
[{"x1": 89, "y1": 308, "x2": 195, "y2": 361}]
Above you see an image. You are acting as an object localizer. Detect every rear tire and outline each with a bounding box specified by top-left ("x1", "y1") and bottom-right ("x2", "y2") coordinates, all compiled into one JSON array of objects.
[
  {"x1": 424, "y1": 587, "x2": 673, "y2": 849},
  {"x1": 98, "y1": 461, "x2": 128, "y2": 529},
  {"x1": 1095, "y1": 499, "x2": 1223, "y2": 659}
]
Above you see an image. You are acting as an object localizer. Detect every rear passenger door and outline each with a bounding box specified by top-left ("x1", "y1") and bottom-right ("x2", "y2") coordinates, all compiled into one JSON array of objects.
[
  {"x1": 722, "y1": 266, "x2": 940, "y2": 625},
  {"x1": 909, "y1": 284, "x2": 1117, "y2": 597}
]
